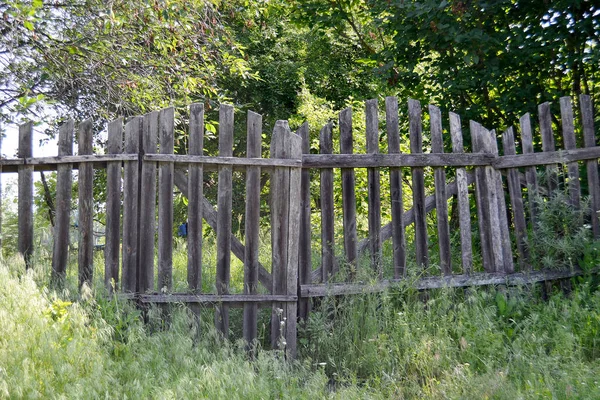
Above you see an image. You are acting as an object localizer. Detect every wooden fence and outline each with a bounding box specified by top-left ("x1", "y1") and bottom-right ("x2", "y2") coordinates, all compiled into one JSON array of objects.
[{"x1": 1, "y1": 94, "x2": 599, "y2": 358}]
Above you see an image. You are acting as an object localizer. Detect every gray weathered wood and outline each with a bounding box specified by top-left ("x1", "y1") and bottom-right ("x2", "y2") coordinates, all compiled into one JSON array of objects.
[
  {"x1": 409, "y1": 99, "x2": 428, "y2": 268},
  {"x1": 580, "y1": 95, "x2": 600, "y2": 238},
  {"x1": 319, "y1": 122, "x2": 335, "y2": 282},
  {"x1": 429, "y1": 105, "x2": 451, "y2": 275},
  {"x1": 503, "y1": 127, "x2": 529, "y2": 270},
  {"x1": 105, "y1": 119, "x2": 122, "y2": 291},
  {"x1": 271, "y1": 120, "x2": 292, "y2": 349},
  {"x1": 489, "y1": 129, "x2": 514, "y2": 274},
  {"x1": 449, "y1": 112, "x2": 472, "y2": 274},
  {"x1": 471, "y1": 121, "x2": 493, "y2": 272},
  {"x1": 243, "y1": 110, "x2": 262, "y2": 347},
  {"x1": 519, "y1": 113, "x2": 539, "y2": 227},
  {"x1": 560, "y1": 96, "x2": 581, "y2": 208},
  {"x1": 187, "y1": 105, "x2": 203, "y2": 292},
  {"x1": 136, "y1": 293, "x2": 298, "y2": 304},
  {"x1": 539, "y1": 102, "x2": 559, "y2": 193},
  {"x1": 173, "y1": 168, "x2": 274, "y2": 291},
  {"x1": 52, "y1": 120, "x2": 73, "y2": 282},
  {"x1": 216, "y1": 104, "x2": 234, "y2": 337},
  {"x1": 366, "y1": 99, "x2": 382, "y2": 276},
  {"x1": 158, "y1": 107, "x2": 174, "y2": 292},
  {"x1": 77, "y1": 119, "x2": 94, "y2": 287},
  {"x1": 138, "y1": 111, "x2": 158, "y2": 292},
  {"x1": 479, "y1": 126, "x2": 505, "y2": 272},
  {"x1": 145, "y1": 153, "x2": 300, "y2": 169},
  {"x1": 297, "y1": 122, "x2": 312, "y2": 321},
  {"x1": 0, "y1": 129, "x2": 2, "y2": 250},
  {"x1": 386, "y1": 96, "x2": 406, "y2": 278},
  {"x1": 492, "y1": 147, "x2": 600, "y2": 168},
  {"x1": 339, "y1": 107, "x2": 358, "y2": 274},
  {"x1": 122, "y1": 117, "x2": 141, "y2": 292},
  {"x1": 301, "y1": 152, "x2": 494, "y2": 168},
  {"x1": 301, "y1": 267, "x2": 594, "y2": 297},
  {"x1": 285, "y1": 132, "x2": 303, "y2": 359},
  {"x1": 18, "y1": 122, "x2": 34, "y2": 269}
]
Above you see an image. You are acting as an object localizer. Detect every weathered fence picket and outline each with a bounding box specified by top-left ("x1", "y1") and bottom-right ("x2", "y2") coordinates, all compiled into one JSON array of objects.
[
  {"x1": 18, "y1": 122, "x2": 33, "y2": 269},
  {"x1": 339, "y1": 108, "x2": 358, "y2": 275},
  {"x1": 581, "y1": 95, "x2": 600, "y2": 238},
  {"x1": 105, "y1": 118, "x2": 122, "y2": 291},
  {"x1": 319, "y1": 122, "x2": 335, "y2": 282},
  {"x1": 297, "y1": 122, "x2": 312, "y2": 321},
  {"x1": 77, "y1": 119, "x2": 94, "y2": 286},
  {"x1": 158, "y1": 108, "x2": 175, "y2": 292},
  {"x1": 366, "y1": 99, "x2": 382, "y2": 277}
]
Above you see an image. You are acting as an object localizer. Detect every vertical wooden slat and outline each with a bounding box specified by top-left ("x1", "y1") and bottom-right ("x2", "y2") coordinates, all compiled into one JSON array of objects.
[
  {"x1": 519, "y1": 113, "x2": 539, "y2": 227},
  {"x1": 409, "y1": 99, "x2": 428, "y2": 268},
  {"x1": 158, "y1": 107, "x2": 174, "y2": 292},
  {"x1": 216, "y1": 104, "x2": 233, "y2": 337},
  {"x1": 339, "y1": 108, "x2": 358, "y2": 274},
  {"x1": 581, "y1": 94, "x2": 600, "y2": 238},
  {"x1": 478, "y1": 125, "x2": 504, "y2": 272},
  {"x1": 271, "y1": 120, "x2": 291, "y2": 349},
  {"x1": 489, "y1": 129, "x2": 514, "y2": 274},
  {"x1": 187, "y1": 104, "x2": 204, "y2": 291},
  {"x1": 319, "y1": 122, "x2": 335, "y2": 282},
  {"x1": 138, "y1": 111, "x2": 158, "y2": 292},
  {"x1": 429, "y1": 105, "x2": 451, "y2": 275},
  {"x1": 503, "y1": 127, "x2": 529, "y2": 270},
  {"x1": 366, "y1": 99, "x2": 382, "y2": 277},
  {"x1": 539, "y1": 102, "x2": 559, "y2": 193},
  {"x1": 471, "y1": 120, "x2": 493, "y2": 272},
  {"x1": 77, "y1": 119, "x2": 94, "y2": 287},
  {"x1": 0, "y1": 130, "x2": 2, "y2": 250},
  {"x1": 297, "y1": 122, "x2": 312, "y2": 321},
  {"x1": 285, "y1": 131, "x2": 303, "y2": 359},
  {"x1": 560, "y1": 96, "x2": 581, "y2": 208},
  {"x1": 122, "y1": 117, "x2": 141, "y2": 292},
  {"x1": 18, "y1": 122, "x2": 34, "y2": 269},
  {"x1": 52, "y1": 120, "x2": 73, "y2": 282},
  {"x1": 243, "y1": 110, "x2": 261, "y2": 347},
  {"x1": 105, "y1": 118, "x2": 122, "y2": 291},
  {"x1": 449, "y1": 113, "x2": 472, "y2": 274},
  {"x1": 386, "y1": 96, "x2": 406, "y2": 278}
]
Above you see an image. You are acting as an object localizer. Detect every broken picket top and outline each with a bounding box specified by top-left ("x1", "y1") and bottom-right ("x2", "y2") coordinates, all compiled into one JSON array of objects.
[{"x1": 4, "y1": 94, "x2": 599, "y2": 357}]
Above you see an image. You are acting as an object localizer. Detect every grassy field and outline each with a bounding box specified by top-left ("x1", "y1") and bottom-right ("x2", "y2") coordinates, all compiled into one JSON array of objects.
[{"x1": 1, "y1": 253, "x2": 600, "y2": 399}]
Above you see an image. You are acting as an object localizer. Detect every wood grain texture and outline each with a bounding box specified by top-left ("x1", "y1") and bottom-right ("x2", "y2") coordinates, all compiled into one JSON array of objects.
[
  {"x1": 366, "y1": 99, "x2": 382, "y2": 277},
  {"x1": 158, "y1": 108, "x2": 175, "y2": 292},
  {"x1": 77, "y1": 119, "x2": 94, "y2": 287},
  {"x1": 297, "y1": 122, "x2": 312, "y2": 321},
  {"x1": 52, "y1": 120, "x2": 73, "y2": 282},
  {"x1": 471, "y1": 121, "x2": 493, "y2": 272},
  {"x1": 187, "y1": 104, "x2": 204, "y2": 292},
  {"x1": 339, "y1": 107, "x2": 358, "y2": 273},
  {"x1": 429, "y1": 105, "x2": 451, "y2": 275},
  {"x1": 122, "y1": 117, "x2": 141, "y2": 292},
  {"x1": 243, "y1": 110, "x2": 262, "y2": 347},
  {"x1": 270, "y1": 120, "x2": 292, "y2": 350},
  {"x1": 560, "y1": 96, "x2": 581, "y2": 208},
  {"x1": 449, "y1": 112, "x2": 472, "y2": 273},
  {"x1": 105, "y1": 118, "x2": 122, "y2": 291},
  {"x1": 519, "y1": 113, "x2": 539, "y2": 228},
  {"x1": 386, "y1": 96, "x2": 406, "y2": 278},
  {"x1": 580, "y1": 95, "x2": 600, "y2": 238},
  {"x1": 138, "y1": 111, "x2": 158, "y2": 292},
  {"x1": 503, "y1": 127, "x2": 529, "y2": 270},
  {"x1": 319, "y1": 122, "x2": 335, "y2": 282},
  {"x1": 18, "y1": 122, "x2": 34, "y2": 269},
  {"x1": 409, "y1": 99, "x2": 428, "y2": 268},
  {"x1": 216, "y1": 104, "x2": 234, "y2": 337}
]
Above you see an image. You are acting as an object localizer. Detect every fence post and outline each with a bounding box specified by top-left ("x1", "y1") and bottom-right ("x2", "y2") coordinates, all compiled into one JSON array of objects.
[
  {"x1": 158, "y1": 107, "x2": 174, "y2": 292},
  {"x1": 243, "y1": 110, "x2": 261, "y2": 348},
  {"x1": 297, "y1": 122, "x2": 312, "y2": 322},
  {"x1": 581, "y1": 95, "x2": 600, "y2": 238},
  {"x1": 78, "y1": 119, "x2": 94, "y2": 287},
  {"x1": 319, "y1": 122, "x2": 335, "y2": 282},
  {"x1": 270, "y1": 120, "x2": 301, "y2": 358},
  {"x1": 339, "y1": 108, "x2": 358, "y2": 276},
  {"x1": 449, "y1": 112, "x2": 473, "y2": 274},
  {"x1": 18, "y1": 122, "x2": 34, "y2": 269},
  {"x1": 52, "y1": 120, "x2": 74, "y2": 282},
  {"x1": 386, "y1": 97, "x2": 406, "y2": 279},
  {"x1": 138, "y1": 111, "x2": 158, "y2": 293},
  {"x1": 105, "y1": 118, "x2": 122, "y2": 292},
  {"x1": 366, "y1": 99, "x2": 382, "y2": 277},
  {"x1": 122, "y1": 117, "x2": 141, "y2": 292},
  {"x1": 215, "y1": 104, "x2": 233, "y2": 337}
]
